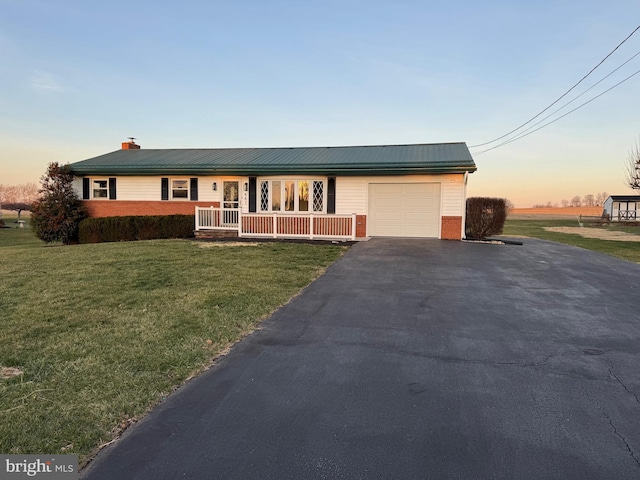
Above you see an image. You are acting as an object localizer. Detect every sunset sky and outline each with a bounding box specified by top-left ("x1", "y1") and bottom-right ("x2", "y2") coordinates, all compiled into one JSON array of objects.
[{"x1": 1, "y1": 0, "x2": 640, "y2": 206}]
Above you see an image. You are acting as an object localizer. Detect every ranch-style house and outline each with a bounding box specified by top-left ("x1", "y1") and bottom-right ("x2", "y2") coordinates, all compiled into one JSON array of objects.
[{"x1": 68, "y1": 140, "x2": 477, "y2": 241}]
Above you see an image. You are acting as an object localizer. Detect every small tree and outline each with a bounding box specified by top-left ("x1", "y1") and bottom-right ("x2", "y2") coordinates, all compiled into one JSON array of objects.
[
  {"x1": 1, "y1": 183, "x2": 39, "y2": 222},
  {"x1": 626, "y1": 139, "x2": 640, "y2": 190},
  {"x1": 465, "y1": 197, "x2": 507, "y2": 239},
  {"x1": 0, "y1": 182, "x2": 38, "y2": 205},
  {"x1": 595, "y1": 192, "x2": 608, "y2": 207},
  {"x1": 505, "y1": 199, "x2": 515, "y2": 216},
  {"x1": 583, "y1": 194, "x2": 595, "y2": 207},
  {"x1": 3, "y1": 202, "x2": 32, "y2": 221},
  {"x1": 31, "y1": 163, "x2": 88, "y2": 245}
]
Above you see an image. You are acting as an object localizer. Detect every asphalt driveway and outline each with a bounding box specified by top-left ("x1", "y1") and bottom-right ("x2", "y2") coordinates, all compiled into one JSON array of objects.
[{"x1": 81, "y1": 238, "x2": 640, "y2": 480}]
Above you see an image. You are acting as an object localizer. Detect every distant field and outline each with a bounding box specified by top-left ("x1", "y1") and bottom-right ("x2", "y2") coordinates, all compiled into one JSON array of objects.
[{"x1": 510, "y1": 207, "x2": 603, "y2": 219}]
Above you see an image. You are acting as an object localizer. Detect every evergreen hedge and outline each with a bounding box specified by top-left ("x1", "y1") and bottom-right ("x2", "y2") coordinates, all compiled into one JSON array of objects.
[{"x1": 78, "y1": 215, "x2": 195, "y2": 244}]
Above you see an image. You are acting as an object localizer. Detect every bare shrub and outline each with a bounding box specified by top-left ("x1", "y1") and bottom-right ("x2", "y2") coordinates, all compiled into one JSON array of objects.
[{"x1": 465, "y1": 197, "x2": 507, "y2": 239}]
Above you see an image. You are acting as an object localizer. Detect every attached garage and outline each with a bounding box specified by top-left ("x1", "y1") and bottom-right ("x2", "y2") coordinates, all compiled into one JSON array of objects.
[{"x1": 368, "y1": 183, "x2": 441, "y2": 237}]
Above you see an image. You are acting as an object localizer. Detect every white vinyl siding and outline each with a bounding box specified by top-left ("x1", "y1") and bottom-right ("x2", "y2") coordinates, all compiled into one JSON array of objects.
[
  {"x1": 335, "y1": 174, "x2": 464, "y2": 216},
  {"x1": 441, "y1": 179, "x2": 465, "y2": 216},
  {"x1": 368, "y1": 183, "x2": 441, "y2": 237},
  {"x1": 335, "y1": 177, "x2": 368, "y2": 214},
  {"x1": 604, "y1": 197, "x2": 614, "y2": 218},
  {"x1": 73, "y1": 178, "x2": 83, "y2": 197},
  {"x1": 79, "y1": 176, "x2": 221, "y2": 202},
  {"x1": 111, "y1": 177, "x2": 162, "y2": 200}
]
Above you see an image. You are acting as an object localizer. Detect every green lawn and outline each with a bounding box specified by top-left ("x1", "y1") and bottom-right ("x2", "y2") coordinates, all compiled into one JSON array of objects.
[
  {"x1": 0, "y1": 218, "x2": 347, "y2": 463},
  {"x1": 503, "y1": 219, "x2": 640, "y2": 263}
]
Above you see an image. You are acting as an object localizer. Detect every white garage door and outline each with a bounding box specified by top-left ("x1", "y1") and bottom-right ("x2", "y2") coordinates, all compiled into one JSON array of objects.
[{"x1": 368, "y1": 183, "x2": 441, "y2": 237}]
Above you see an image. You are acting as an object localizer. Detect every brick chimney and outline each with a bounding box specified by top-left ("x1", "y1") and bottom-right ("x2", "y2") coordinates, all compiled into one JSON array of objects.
[{"x1": 122, "y1": 137, "x2": 140, "y2": 150}]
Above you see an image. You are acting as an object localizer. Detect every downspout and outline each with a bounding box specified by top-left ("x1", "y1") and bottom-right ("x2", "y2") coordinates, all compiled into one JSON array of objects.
[{"x1": 461, "y1": 171, "x2": 469, "y2": 240}]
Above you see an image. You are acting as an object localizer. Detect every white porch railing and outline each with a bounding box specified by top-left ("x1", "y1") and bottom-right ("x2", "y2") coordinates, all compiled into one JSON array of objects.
[
  {"x1": 195, "y1": 207, "x2": 356, "y2": 241},
  {"x1": 196, "y1": 207, "x2": 239, "y2": 229}
]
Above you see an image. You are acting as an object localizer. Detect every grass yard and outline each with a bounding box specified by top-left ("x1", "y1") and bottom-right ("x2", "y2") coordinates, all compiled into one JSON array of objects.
[
  {"x1": 0, "y1": 217, "x2": 347, "y2": 464},
  {"x1": 503, "y1": 219, "x2": 640, "y2": 263}
]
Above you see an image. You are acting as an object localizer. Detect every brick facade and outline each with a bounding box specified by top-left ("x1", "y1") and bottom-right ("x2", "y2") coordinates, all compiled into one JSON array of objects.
[
  {"x1": 441, "y1": 216, "x2": 463, "y2": 240},
  {"x1": 83, "y1": 201, "x2": 220, "y2": 218},
  {"x1": 355, "y1": 215, "x2": 367, "y2": 238}
]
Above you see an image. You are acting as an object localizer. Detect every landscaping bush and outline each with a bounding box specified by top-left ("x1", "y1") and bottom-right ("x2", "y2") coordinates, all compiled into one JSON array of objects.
[
  {"x1": 78, "y1": 215, "x2": 195, "y2": 244},
  {"x1": 31, "y1": 163, "x2": 88, "y2": 245},
  {"x1": 465, "y1": 197, "x2": 507, "y2": 239}
]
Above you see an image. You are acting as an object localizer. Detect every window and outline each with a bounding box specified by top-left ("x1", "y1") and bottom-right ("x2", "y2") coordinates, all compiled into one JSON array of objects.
[
  {"x1": 93, "y1": 180, "x2": 108, "y2": 199},
  {"x1": 312, "y1": 181, "x2": 323, "y2": 212},
  {"x1": 284, "y1": 181, "x2": 295, "y2": 211},
  {"x1": 258, "y1": 179, "x2": 325, "y2": 213},
  {"x1": 260, "y1": 181, "x2": 269, "y2": 211},
  {"x1": 272, "y1": 181, "x2": 281, "y2": 211},
  {"x1": 298, "y1": 181, "x2": 309, "y2": 212},
  {"x1": 172, "y1": 179, "x2": 189, "y2": 199}
]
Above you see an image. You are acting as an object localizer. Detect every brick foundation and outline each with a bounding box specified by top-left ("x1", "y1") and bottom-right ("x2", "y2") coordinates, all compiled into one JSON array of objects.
[
  {"x1": 194, "y1": 230, "x2": 238, "y2": 239},
  {"x1": 83, "y1": 200, "x2": 220, "y2": 218},
  {"x1": 441, "y1": 216, "x2": 463, "y2": 240}
]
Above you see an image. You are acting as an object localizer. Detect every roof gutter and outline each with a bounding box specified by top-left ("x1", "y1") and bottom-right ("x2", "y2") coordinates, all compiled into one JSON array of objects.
[{"x1": 68, "y1": 165, "x2": 477, "y2": 177}]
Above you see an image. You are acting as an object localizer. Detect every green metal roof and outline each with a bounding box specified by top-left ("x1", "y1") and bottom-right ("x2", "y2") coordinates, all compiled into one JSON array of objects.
[{"x1": 68, "y1": 143, "x2": 477, "y2": 176}]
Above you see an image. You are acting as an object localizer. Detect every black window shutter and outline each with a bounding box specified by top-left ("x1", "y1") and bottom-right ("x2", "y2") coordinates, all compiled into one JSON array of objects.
[
  {"x1": 161, "y1": 178, "x2": 169, "y2": 201},
  {"x1": 190, "y1": 178, "x2": 198, "y2": 201},
  {"x1": 108, "y1": 178, "x2": 117, "y2": 200},
  {"x1": 327, "y1": 177, "x2": 336, "y2": 214},
  {"x1": 82, "y1": 178, "x2": 90, "y2": 200},
  {"x1": 249, "y1": 177, "x2": 257, "y2": 213}
]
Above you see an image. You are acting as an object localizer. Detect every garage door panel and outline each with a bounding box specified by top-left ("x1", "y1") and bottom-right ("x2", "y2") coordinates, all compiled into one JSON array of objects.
[{"x1": 368, "y1": 183, "x2": 440, "y2": 237}]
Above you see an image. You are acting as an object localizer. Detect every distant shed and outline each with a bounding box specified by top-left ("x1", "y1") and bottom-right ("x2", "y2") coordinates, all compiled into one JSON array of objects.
[{"x1": 603, "y1": 195, "x2": 640, "y2": 221}]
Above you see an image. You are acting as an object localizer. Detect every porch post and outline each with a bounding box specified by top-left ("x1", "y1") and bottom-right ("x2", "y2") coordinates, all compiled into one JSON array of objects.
[
  {"x1": 273, "y1": 214, "x2": 278, "y2": 238},
  {"x1": 310, "y1": 214, "x2": 314, "y2": 240},
  {"x1": 237, "y1": 209, "x2": 243, "y2": 237},
  {"x1": 351, "y1": 213, "x2": 357, "y2": 240},
  {"x1": 195, "y1": 207, "x2": 201, "y2": 231}
]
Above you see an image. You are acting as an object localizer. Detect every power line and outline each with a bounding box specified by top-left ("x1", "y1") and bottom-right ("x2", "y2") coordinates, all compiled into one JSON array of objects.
[
  {"x1": 469, "y1": 24, "x2": 640, "y2": 148},
  {"x1": 477, "y1": 49, "x2": 640, "y2": 148},
  {"x1": 473, "y1": 66, "x2": 640, "y2": 156}
]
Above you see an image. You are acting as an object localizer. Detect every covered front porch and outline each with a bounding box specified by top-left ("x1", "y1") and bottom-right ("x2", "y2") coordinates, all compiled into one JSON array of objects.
[{"x1": 195, "y1": 206, "x2": 357, "y2": 241}]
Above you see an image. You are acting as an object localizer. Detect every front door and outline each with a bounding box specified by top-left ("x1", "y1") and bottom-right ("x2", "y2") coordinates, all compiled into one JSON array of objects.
[{"x1": 223, "y1": 181, "x2": 239, "y2": 226}]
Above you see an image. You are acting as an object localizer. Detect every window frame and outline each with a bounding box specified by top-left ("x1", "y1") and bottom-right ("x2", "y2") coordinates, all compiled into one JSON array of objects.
[
  {"x1": 171, "y1": 178, "x2": 190, "y2": 200},
  {"x1": 92, "y1": 178, "x2": 109, "y2": 200}
]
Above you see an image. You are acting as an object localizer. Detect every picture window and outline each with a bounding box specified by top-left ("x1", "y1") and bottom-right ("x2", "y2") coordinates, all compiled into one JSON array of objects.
[{"x1": 259, "y1": 179, "x2": 325, "y2": 213}]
